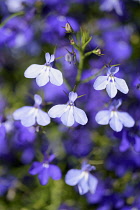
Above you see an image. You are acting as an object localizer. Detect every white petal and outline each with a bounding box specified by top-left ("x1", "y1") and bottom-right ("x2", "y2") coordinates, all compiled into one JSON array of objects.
[
  {"x1": 88, "y1": 174, "x2": 98, "y2": 194},
  {"x1": 107, "y1": 66, "x2": 119, "y2": 75},
  {"x1": 65, "y1": 169, "x2": 82, "y2": 186},
  {"x1": 49, "y1": 67, "x2": 63, "y2": 86},
  {"x1": 69, "y1": 92, "x2": 78, "y2": 102},
  {"x1": 34, "y1": 94, "x2": 42, "y2": 106},
  {"x1": 61, "y1": 106, "x2": 74, "y2": 127},
  {"x1": 50, "y1": 54, "x2": 55, "y2": 63},
  {"x1": 73, "y1": 106, "x2": 88, "y2": 125},
  {"x1": 106, "y1": 81, "x2": 117, "y2": 98},
  {"x1": 117, "y1": 112, "x2": 135, "y2": 128},
  {"x1": 36, "y1": 67, "x2": 49, "y2": 87},
  {"x1": 36, "y1": 109, "x2": 50, "y2": 126},
  {"x1": 95, "y1": 110, "x2": 111, "y2": 125},
  {"x1": 48, "y1": 105, "x2": 67, "y2": 118},
  {"x1": 93, "y1": 76, "x2": 108, "y2": 90},
  {"x1": 13, "y1": 106, "x2": 33, "y2": 120},
  {"x1": 20, "y1": 108, "x2": 37, "y2": 127},
  {"x1": 115, "y1": 77, "x2": 129, "y2": 94},
  {"x1": 45, "y1": 53, "x2": 50, "y2": 63},
  {"x1": 24, "y1": 64, "x2": 44, "y2": 78},
  {"x1": 109, "y1": 114, "x2": 123, "y2": 132}
]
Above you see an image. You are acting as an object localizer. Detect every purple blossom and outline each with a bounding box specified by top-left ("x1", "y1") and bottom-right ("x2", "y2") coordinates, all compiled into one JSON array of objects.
[{"x1": 29, "y1": 154, "x2": 62, "y2": 185}]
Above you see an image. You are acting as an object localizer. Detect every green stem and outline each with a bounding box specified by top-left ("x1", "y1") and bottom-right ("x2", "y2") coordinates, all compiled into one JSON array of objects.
[{"x1": 75, "y1": 50, "x2": 84, "y2": 86}]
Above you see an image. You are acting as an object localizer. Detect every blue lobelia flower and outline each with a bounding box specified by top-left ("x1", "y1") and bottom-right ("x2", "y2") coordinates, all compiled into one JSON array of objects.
[
  {"x1": 24, "y1": 53, "x2": 63, "y2": 87},
  {"x1": 29, "y1": 154, "x2": 62, "y2": 185},
  {"x1": 95, "y1": 99, "x2": 135, "y2": 132},
  {"x1": 48, "y1": 91, "x2": 88, "y2": 127},
  {"x1": 65, "y1": 161, "x2": 98, "y2": 195},
  {"x1": 13, "y1": 94, "x2": 50, "y2": 127},
  {"x1": 93, "y1": 66, "x2": 129, "y2": 98},
  {"x1": 100, "y1": 0, "x2": 123, "y2": 16}
]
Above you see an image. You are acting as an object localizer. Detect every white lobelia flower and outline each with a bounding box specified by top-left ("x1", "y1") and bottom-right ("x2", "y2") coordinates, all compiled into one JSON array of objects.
[
  {"x1": 24, "y1": 53, "x2": 63, "y2": 87},
  {"x1": 95, "y1": 99, "x2": 135, "y2": 132},
  {"x1": 13, "y1": 94, "x2": 50, "y2": 127},
  {"x1": 93, "y1": 66, "x2": 129, "y2": 98},
  {"x1": 48, "y1": 91, "x2": 88, "y2": 127}
]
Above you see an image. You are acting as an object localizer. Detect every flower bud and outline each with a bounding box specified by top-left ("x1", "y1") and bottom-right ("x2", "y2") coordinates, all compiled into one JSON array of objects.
[{"x1": 65, "y1": 23, "x2": 73, "y2": 33}]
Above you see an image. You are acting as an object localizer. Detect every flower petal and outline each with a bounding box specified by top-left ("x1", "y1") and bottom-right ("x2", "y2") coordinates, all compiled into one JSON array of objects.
[
  {"x1": 69, "y1": 92, "x2": 78, "y2": 102},
  {"x1": 109, "y1": 114, "x2": 123, "y2": 132},
  {"x1": 50, "y1": 54, "x2": 55, "y2": 63},
  {"x1": 49, "y1": 165, "x2": 62, "y2": 180},
  {"x1": 93, "y1": 76, "x2": 108, "y2": 90},
  {"x1": 49, "y1": 67, "x2": 63, "y2": 86},
  {"x1": 29, "y1": 162, "x2": 43, "y2": 175},
  {"x1": 36, "y1": 110, "x2": 50, "y2": 126},
  {"x1": 38, "y1": 168, "x2": 49, "y2": 185},
  {"x1": 24, "y1": 64, "x2": 44, "y2": 78},
  {"x1": 21, "y1": 108, "x2": 37, "y2": 127},
  {"x1": 88, "y1": 174, "x2": 98, "y2": 194},
  {"x1": 78, "y1": 177, "x2": 89, "y2": 195},
  {"x1": 95, "y1": 110, "x2": 111, "y2": 125},
  {"x1": 48, "y1": 105, "x2": 67, "y2": 118},
  {"x1": 36, "y1": 67, "x2": 49, "y2": 87},
  {"x1": 45, "y1": 53, "x2": 50, "y2": 63},
  {"x1": 34, "y1": 94, "x2": 42, "y2": 106},
  {"x1": 73, "y1": 106, "x2": 88, "y2": 125},
  {"x1": 115, "y1": 77, "x2": 129, "y2": 94},
  {"x1": 117, "y1": 112, "x2": 135, "y2": 128},
  {"x1": 61, "y1": 106, "x2": 74, "y2": 126},
  {"x1": 65, "y1": 169, "x2": 82, "y2": 186},
  {"x1": 13, "y1": 106, "x2": 32, "y2": 120},
  {"x1": 106, "y1": 81, "x2": 117, "y2": 98}
]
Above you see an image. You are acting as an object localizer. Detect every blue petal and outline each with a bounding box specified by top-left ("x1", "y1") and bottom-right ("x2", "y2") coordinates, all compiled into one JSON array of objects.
[
  {"x1": 95, "y1": 110, "x2": 111, "y2": 125},
  {"x1": 107, "y1": 66, "x2": 119, "y2": 75},
  {"x1": 65, "y1": 169, "x2": 82, "y2": 186},
  {"x1": 29, "y1": 162, "x2": 43, "y2": 175},
  {"x1": 38, "y1": 168, "x2": 49, "y2": 185},
  {"x1": 49, "y1": 165, "x2": 62, "y2": 180},
  {"x1": 93, "y1": 76, "x2": 108, "y2": 90}
]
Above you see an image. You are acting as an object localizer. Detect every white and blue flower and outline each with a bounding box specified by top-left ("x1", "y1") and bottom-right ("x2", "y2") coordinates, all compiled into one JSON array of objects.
[
  {"x1": 95, "y1": 99, "x2": 135, "y2": 132},
  {"x1": 13, "y1": 94, "x2": 50, "y2": 127},
  {"x1": 24, "y1": 53, "x2": 63, "y2": 87},
  {"x1": 48, "y1": 91, "x2": 88, "y2": 127},
  {"x1": 65, "y1": 161, "x2": 98, "y2": 195},
  {"x1": 93, "y1": 66, "x2": 129, "y2": 98}
]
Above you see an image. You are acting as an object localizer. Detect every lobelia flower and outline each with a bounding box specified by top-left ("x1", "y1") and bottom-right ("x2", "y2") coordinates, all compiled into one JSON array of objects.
[
  {"x1": 65, "y1": 161, "x2": 98, "y2": 195},
  {"x1": 93, "y1": 66, "x2": 129, "y2": 98},
  {"x1": 29, "y1": 154, "x2": 62, "y2": 185},
  {"x1": 48, "y1": 91, "x2": 88, "y2": 127},
  {"x1": 24, "y1": 53, "x2": 63, "y2": 87},
  {"x1": 100, "y1": 0, "x2": 123, "y2": 16},
  {"x1": 13, "y1": 94, "x2": 50, "y2": 127},
  {"x1": 95, "y1": 99, "x2": 135, "y2": 132}
]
